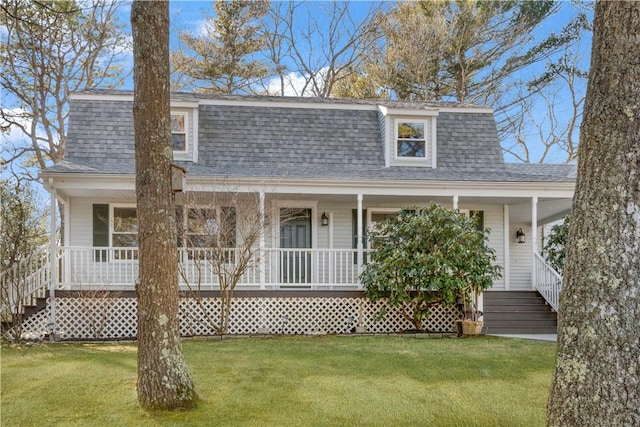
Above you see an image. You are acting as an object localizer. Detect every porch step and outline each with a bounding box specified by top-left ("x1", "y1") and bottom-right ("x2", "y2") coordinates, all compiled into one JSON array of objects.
[
  {"x1": 483, "y1": 291, "x2": 557, "y2": 334},
  {"x1": 1, "y1": 294, "x2": 48, "y2": 327}
]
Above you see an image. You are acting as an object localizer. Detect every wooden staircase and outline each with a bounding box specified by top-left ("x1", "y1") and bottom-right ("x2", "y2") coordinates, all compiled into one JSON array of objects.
[
  {"x1": 483, "y1": 291, "x2": 557, "y2": 334},
  {"x1": 1, "y1": 293, "x2": 48, "y2": 330}
]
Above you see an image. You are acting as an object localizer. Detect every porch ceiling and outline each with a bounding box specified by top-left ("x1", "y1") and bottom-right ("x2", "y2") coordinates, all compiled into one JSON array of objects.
[
  {"x1": 57, "y1": 188, "x2": 137, "y2": 199},
  {"x1": 509, "y1": 198, "x2": 572, "y2": 225}
]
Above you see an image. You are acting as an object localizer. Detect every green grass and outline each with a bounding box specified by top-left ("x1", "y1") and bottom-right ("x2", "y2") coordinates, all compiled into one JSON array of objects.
[{"x1": 1, "y1": 336, "x2": 556, "y2": 426}]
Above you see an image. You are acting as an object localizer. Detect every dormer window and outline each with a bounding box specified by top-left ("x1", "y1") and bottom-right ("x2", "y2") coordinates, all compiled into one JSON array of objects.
[
  {"x1": 378, "y1": 105, "x2": 437, "y2": 168},
  {"x1": 396, "y1": 121, "x2": 426, "y2": 158},
  {"x1": 391, "y1": 118, "x2": 434, "y2": 166},
  {"x1": 170, "y1": 106, "x2": 198, "y2": 162},
  {"x1": 171, "y1": 113, "x2": 187, "y2": 151}
]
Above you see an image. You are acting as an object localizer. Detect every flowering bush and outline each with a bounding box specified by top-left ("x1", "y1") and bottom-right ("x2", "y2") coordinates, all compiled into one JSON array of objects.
[{"x1": 360, "y1": 203, "x2": 502, "y2": 331}]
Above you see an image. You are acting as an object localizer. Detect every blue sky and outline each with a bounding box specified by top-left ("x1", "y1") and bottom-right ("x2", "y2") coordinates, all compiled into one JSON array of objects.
[{"x1": 111, "y1": 0, "x2": 594, "y2": 164}]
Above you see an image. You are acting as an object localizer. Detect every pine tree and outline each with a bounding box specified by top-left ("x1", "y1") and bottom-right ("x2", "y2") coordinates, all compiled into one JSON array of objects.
[{"x1": 173, "y1": 0, "x2": 269, "y2": 94}]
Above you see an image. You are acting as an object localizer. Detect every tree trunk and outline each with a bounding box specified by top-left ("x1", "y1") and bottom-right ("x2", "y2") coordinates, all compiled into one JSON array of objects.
[
  {"x1": 131, "y1": 0, "x2": 197, "y2": 410},
  {"x1": 547, "y1": 2, "x2": 640, "y2": 425}
]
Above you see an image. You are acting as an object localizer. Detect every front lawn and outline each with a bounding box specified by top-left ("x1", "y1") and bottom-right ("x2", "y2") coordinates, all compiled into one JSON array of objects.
[{"x1": 1, "y1": 336, "x2": 555, "y2": 426}]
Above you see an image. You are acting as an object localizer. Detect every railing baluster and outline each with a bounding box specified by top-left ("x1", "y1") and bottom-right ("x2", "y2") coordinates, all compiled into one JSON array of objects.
[
  {"x1": 533, "y1": 252, "x2": 562, "y2": 312},
  {"x1": 2, "y1": 246, "x2": 369, "y2": 313}
]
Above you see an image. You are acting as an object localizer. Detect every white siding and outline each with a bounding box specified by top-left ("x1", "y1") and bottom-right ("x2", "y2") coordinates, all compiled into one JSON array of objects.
[
  {"x1": 68, "y1": 196, "x2": 512, "y2": 290},
  {"x1": 509, "y1": 223, "x2": 532, "y2": 290},
  {"x1": 480, "y1": 205, "x2": 505, "y2": 291},
  {"x1": 69, "y1": 197, "x2": 110, "y2": 247}
]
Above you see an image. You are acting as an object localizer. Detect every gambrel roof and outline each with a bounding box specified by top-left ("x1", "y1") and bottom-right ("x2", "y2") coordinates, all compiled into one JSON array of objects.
[{"x1": 45, "y1": 90, "x2": 575, "y2": 183}]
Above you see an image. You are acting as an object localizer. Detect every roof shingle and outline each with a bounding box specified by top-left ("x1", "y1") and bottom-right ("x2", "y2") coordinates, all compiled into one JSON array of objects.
[{"x1": 47, "y1": 91, "x2": 576, "y2": 184}]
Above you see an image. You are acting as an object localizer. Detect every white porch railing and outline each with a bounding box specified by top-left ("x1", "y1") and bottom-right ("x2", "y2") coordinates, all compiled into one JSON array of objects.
[
  {"x1": 534, "y1": 252, "x2": 562, "y2": 312},
  {"x1": 0, "y1": 246, "x2": 51, "y2": 313},
  {"x1": 57, "y1": 247, "x2": 364, "y2": 290}
]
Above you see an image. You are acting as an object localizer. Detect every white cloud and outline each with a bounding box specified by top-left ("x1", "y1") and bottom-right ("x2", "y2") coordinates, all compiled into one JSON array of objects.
[
  {"x1": 265, "y1": 72, "x2": 309, "y2": 97},
  {"x1": 195, "y1": 18, "x2": 214, "y2": 37},
  {"x1": 264, "y1": 67, "x2": 333, "y2": 97}
]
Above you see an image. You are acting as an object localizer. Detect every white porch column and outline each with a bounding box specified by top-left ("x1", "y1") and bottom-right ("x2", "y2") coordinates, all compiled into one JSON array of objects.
[
  {"x1": 452, "y1": 195, "x2": 459, "y2": 210},
  {"x1": 259, "y1": 191, "x2": 266, "y2": 289},
  {"x1": 329, "y1": 212, "x2": 335, "y2": 286},
  {"x1": 48, "y1": 181, "x2": 57, "y2": 338},
  {"x1": 328, "y1": 212, "x2": 334, "y2": 249},
  {"x1": 531, "y1": 196, "x2": 538, "y2": 290},
  {"x1": 63, "y1": 197, "x2": 70, "y2": 287},
  {"x1": 356, "y1": 194, "x2": 364, "y2": 287},
  {"x1": 503, "y1": 204, "x2": 510, "y2": 290}
]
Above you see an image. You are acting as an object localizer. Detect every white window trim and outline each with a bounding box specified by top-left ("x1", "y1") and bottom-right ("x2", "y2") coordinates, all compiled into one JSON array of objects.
[
  {"x1": 366, "y1": 208, "x2": 401, "y2": 250},
  {"x1": 109, "y1": 204, "x2": 137, "y2": 248},
  {"x1": 171, "y1": 111, "x2": 188, "y2": 154},
  {"x1": 171, "y1": 107, "x2": 199, "y2": 162},
  {"x1": 394, "y1": 119, "x2": 428, "y2": 161},
  {"x1": 181, "y1": 204, "x2": 238, "y2": 249},
  {"x1": 388, "y1": 117, "x2": 437, "y2": 168},
  {"x1": 108, "y1": 203, "x2": 139, "y2": 262}
]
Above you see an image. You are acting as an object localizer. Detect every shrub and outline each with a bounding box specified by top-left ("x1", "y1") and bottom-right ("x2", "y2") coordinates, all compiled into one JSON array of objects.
[
  {"x1": 360, "y1": 203, "x2": 502, "y2": 331},
  {"x1": 543, "y1": 216, "x2": 570, "y2": 274}
]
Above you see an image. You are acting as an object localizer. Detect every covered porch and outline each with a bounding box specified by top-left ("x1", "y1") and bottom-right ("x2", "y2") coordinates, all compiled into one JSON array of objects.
[
  {"x1": 37, "y1": 176, "x2": 572, "y2": 307},
  {"x1": 1, "y1": 183, "x2": 570, "y2": 339}
]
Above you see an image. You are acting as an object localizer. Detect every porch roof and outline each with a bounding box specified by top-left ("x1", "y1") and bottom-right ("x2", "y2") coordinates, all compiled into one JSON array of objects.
[{"x1": 44, "y1": 160, "x2": 575, "y2": 184}]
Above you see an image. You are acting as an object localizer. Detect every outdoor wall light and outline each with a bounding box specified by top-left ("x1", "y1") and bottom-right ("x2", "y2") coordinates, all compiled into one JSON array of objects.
[
  {"x1": 321, "y1": 212, "x2": 329, "y2": 226},
  {"x1": 516, "y1": 228, "x2": 526, "y2": 244}
]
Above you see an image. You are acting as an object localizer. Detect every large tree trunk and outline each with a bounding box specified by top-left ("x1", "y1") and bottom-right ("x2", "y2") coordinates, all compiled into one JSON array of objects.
[
  {"x1": 131, "y1": 1, "x2": 197, "y2": 410},
  {"x1": 547, "y1": 2, "x2": 640, "y2": 425}
]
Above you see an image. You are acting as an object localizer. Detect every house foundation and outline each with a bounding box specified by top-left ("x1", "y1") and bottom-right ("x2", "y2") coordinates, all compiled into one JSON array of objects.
[{"x1": 17, "y1": 291, "x2": 462, "y2": 341}]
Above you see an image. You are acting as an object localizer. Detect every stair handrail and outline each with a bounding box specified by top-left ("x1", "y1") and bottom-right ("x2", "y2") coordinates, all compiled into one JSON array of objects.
[
  {"x1": 533, "y1": 252, "x2": 562, "y2": 312},
  {"x1": 0, "y1": 245, "x2": 51, "y2": 313}
]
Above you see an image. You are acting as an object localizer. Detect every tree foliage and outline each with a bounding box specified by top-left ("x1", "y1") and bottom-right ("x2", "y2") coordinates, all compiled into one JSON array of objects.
[
  {"x1": 172, "y1": 0, "x2": 270, "y2": 93},
  {"x1": 547, "y1": 1, "x2": 640, "y2": 423},
  {"x1": 364, "y1": 1, "x2": 573, "y2": 102},
  {"x1": 360, "y1": 204, "x2": 501, "y2": 331},
  {"x1": 353, "y1": 0, "x2": 590, "y2": 162},
  {"x1": 0, "y1": 179, "x2": 47, "y2": 272},
  {"x1": 0, "y1": 0, "x2": 129, "y2": 174},
  {"x1": 268, "y1": 1, "x2": 381, "y2": 97},
  {"x1": 543, "y1": 216, "x2": 570, "y2": 274},
  {"x1": 0, "y1": 178, "x2": 48, "y2": 342}
]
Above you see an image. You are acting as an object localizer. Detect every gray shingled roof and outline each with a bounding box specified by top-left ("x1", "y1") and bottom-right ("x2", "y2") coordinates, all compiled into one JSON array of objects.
[{"x1": 45, "y1": 91, "x2": 576, "y2": 184}]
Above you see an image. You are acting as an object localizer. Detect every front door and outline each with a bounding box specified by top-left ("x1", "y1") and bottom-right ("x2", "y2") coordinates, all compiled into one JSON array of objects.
[{"x1": 280, "y1": 208, "x2": 312, "y2": 284}]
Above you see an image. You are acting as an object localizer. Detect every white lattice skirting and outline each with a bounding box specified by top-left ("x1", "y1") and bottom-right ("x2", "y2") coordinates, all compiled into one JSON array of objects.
[{"x1": 20, "y1": 297, "x2": 462, "y2": 340}]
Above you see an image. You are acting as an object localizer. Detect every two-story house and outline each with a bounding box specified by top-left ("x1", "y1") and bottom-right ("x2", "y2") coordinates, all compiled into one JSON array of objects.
[{"x1": 10, "y1": 89, "x2": 573, "y2": 339}]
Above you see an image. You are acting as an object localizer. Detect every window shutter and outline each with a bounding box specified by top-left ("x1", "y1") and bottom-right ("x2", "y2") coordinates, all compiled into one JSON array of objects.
[
  {"x1": 93, "y1": 204, "x2": 109, "y2": 262},
  {"x1": 470, "y1": 210, "x2": 484, "y2": 231},
  {"x1": 221, "y1": 206, "x2": 237, "y2": 248}
]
